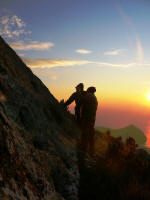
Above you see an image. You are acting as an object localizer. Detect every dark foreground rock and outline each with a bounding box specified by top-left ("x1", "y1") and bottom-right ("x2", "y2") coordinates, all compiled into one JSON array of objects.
[
  {"x1": 78, "y1": 134, "x2": 150, "y2": 200},
  {"x1": 0, "y1": 36, "x2": 80, "y2": 200}
]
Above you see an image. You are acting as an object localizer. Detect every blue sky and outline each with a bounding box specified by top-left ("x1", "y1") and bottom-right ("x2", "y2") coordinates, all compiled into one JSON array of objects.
[
  {"x1": 1, "y1": 0, "x2": 150, "y2": 131},
  {"x1": 1, "y1": 0, "x2": 150, "y2": 61}
]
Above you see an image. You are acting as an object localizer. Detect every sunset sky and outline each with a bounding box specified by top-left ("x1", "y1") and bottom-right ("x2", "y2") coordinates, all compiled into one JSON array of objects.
[{"x1": 0, "y1": 0, "x2": 150, "y2": 134}]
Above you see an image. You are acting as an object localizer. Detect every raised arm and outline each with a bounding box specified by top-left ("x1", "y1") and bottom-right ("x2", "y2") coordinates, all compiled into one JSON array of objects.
[{"x1": 64, "y1": 92, "x2": 76, "y2": 107}]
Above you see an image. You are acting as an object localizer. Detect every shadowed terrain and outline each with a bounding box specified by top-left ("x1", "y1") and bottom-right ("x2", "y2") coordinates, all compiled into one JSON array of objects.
[
  {"x1": 78, "y1": 130, "x2": 150, "y2": 200},
  {"x1": 0, "y1": 36, "x2": 80, "y2": 200}
]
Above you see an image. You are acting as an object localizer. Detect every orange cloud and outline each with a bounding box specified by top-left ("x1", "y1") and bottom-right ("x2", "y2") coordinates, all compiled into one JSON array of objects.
[
  {"x1": 23, "y1": 57, "x2": 90, "y2": 68},
  {"x1": 9, "y1": 40, "x2": 54, "y2": 51}
]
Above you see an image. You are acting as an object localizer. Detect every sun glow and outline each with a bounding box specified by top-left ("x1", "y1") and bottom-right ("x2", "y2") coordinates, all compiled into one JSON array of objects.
[
  {"x1": 147, "y1": 93, "x2": 150, "y2": 101},
  {"x1": 142, "y1": 92, "x2": 150, "y2": 106}
]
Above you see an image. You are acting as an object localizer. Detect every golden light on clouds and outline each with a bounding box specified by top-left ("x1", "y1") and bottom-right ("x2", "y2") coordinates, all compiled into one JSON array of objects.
[
  {"x1": 9, "y1": 40, "x2": 54, "y2": 51},
  {"x1": 23, "y1": 58, "x2": 90, "y2": 68},
  {"x1": 22, "y1": 57, "x2": 150, "y2": 69},
  {"x1": 76, "y1": 49, "x2": 92, "y2": 54}
]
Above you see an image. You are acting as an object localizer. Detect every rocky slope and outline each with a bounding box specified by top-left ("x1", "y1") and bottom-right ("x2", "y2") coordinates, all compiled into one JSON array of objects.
[{"x1": 0, "y1": 36, "x2": 80, "y2": 200}]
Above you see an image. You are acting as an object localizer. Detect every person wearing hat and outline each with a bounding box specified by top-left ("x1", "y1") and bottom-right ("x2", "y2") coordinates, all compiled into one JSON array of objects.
[
  {"x1": 64, "y1": 83, "x2": 86, "y2": 125},
  {"x1": 80, "y1": 86, "x2": 98, "y2": 156}
]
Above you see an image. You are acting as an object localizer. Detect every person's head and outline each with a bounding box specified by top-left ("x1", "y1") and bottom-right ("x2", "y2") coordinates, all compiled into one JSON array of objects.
[
  {"x1": 75, "y1": 83, "x2": 84, "y2": 92},
  {"x1": 87, "y1": 86, "x2": 96, "y2": 94}
]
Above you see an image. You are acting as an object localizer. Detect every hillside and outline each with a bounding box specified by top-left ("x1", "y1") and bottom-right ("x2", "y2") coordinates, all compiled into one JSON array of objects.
[
  {"x1": 1, "y1": 35, "x2": 150, "y2": 200},
  {"x1": 0, "y1": 36, "x2": 80, "y2": 200},
  {"x1": 95, "y1": 125, "x2": 146, "y2": 146}
]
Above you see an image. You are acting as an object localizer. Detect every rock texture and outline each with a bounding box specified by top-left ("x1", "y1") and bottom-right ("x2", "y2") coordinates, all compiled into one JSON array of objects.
[{"x1": 0, "y1": 36, "x2": 80, "y2": 200}]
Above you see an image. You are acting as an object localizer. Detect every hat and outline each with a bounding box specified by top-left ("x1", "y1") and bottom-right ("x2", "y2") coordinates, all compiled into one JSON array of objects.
[
  {"x1": 87, "y1": 86, "x2": 96, "y2": 93},
  {"x1": 75, "y1": 83, "x2": 84, "y2": 89}
]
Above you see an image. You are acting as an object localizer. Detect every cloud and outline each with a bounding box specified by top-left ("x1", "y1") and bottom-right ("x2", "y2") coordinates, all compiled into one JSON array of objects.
[
  {"x1": 22, "y1": 58, "x2": 90, "y2": 68},
  {"x1": 94, "y1": 62, "x2": 136, "y2": 68},
  {"x1": 9, "y1": 15, "x2": 26, "y2": 28},
  {"x1": 76, "y1": 49, "x2": 92, "y2": 54},
  {"x1": 95, "y1": 62, "x2": 150, "y2": 68},
  {"x1": 0, "y1": 15, "x2": 31, "y2": 38},
  {"x1": 22, "y1": 57, "x2": 150, "y2": 69},
  {"x1": 104, "y1": 49, "x2": 125, "y2": 56},
  {"x1": 9, "y1": 40, "x2": 54, "y2": 51}
]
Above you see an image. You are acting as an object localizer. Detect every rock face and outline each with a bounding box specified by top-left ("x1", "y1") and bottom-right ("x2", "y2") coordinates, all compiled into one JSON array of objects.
[{"x1": 0, "y1": 36, "x2": 80, "y2": 200}]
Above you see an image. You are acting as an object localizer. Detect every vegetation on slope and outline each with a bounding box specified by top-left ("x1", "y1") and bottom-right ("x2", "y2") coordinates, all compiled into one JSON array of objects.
[{"x1": 78, "y1": 130, "x2": 150, "y2": 200}]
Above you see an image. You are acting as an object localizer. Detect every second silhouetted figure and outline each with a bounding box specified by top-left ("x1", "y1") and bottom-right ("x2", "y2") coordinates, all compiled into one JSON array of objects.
[{"x1": 64, "y1": 83, "x2": 86, "y2": 124}]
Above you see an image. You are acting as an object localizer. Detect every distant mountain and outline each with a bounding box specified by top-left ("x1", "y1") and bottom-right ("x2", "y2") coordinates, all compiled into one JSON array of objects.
[{"x1": 95, "y1": 125, "x2": 146, "y2": 145}]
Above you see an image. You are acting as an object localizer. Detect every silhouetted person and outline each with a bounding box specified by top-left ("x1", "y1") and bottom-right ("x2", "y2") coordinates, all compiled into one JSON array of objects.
[
  {"x1": 80, "y1": 86, "x2": 98, "y2": 156},
  {"x1": 64, "y1": 83, "x2": 86, "y2": 124}
]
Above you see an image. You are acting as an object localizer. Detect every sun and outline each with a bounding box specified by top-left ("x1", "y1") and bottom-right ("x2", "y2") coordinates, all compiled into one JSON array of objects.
[{"x1": 147, "y1": 94, "x2": 150, "y2": 101}]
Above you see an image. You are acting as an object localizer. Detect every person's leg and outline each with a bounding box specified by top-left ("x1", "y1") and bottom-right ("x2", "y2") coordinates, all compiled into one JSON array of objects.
[
  {"x1": 88, "y1": 122, "x2": 95, "y2": 156},
  {"x1": 80, "y1": 120, "x2": 88, "y2": 153}
]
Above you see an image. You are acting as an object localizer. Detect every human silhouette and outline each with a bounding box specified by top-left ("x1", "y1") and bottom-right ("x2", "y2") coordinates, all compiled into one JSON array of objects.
[
  {"x1": 80, "y1": 86, "x2": 98, "y2": 156},
  {"x1": 64, "y1": 83, "x2": 86, "y2": 125}
]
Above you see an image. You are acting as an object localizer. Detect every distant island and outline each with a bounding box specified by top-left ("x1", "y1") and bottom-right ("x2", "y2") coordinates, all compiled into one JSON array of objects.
[{"x1": 95, "y1": 125, "x2": 147, "y2": 146}]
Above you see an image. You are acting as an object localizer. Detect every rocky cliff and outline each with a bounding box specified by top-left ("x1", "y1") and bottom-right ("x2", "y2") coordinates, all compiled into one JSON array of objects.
[{"x1": 0, "y1": 36, "x2": 80, "y2": 200}]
